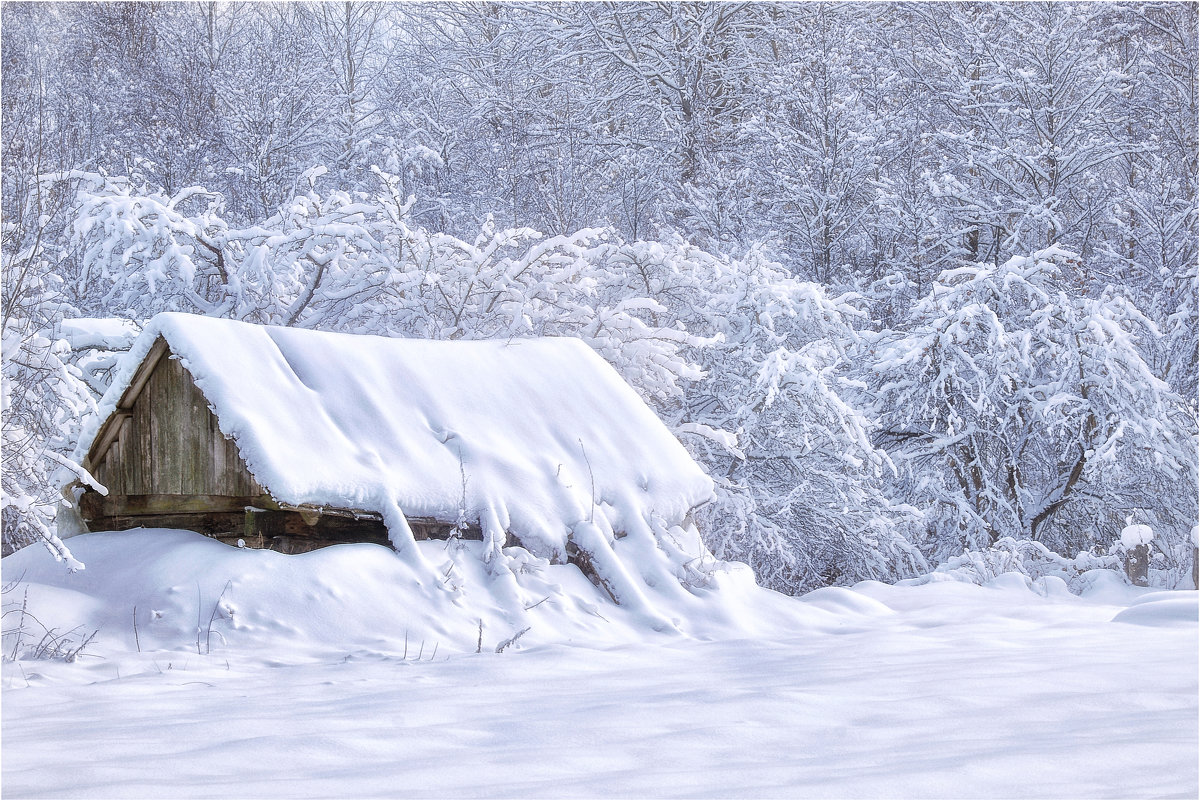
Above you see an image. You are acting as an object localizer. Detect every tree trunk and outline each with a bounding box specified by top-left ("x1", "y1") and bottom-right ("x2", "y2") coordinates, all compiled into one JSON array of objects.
[{"x1": 1125, "y1": 544, "x2": 1150, "y2": 587}]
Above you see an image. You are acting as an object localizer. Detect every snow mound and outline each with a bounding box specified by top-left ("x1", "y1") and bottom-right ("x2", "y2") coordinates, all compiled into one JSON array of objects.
[
  {"x1": 797, "y1": 586, "x2": 895, "y2": 618},
  {"x1": 2, "y1": 529, "x2": 817, "y2": 659},
  {"x1": 1111, "y1": 593, "x2": 1199, "y2": 627},
  {"x1": 1120, "y1": 523, "x2": 1154, "y2": 548}
]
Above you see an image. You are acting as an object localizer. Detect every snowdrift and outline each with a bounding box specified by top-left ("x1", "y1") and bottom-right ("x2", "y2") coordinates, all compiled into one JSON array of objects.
[
  {"x1": 3, "y1": 529, "x2": 821, "y2": 660},
  {"x1": 4, "y1": 532, "x2": 1196, "y2": 800},
  {"x1": 7, "y1": 528, "x2": 1194, "y2": 667}
]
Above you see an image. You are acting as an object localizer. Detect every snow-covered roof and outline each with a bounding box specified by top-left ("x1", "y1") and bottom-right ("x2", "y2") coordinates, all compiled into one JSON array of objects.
[{"x1": 77, "y1": 313, "x2": 713, "y2": 559}]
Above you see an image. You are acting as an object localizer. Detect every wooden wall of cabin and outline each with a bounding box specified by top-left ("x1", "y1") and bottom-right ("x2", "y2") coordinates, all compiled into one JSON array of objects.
[
  {"x1": 79, "y1": 350, "x2": 398, "y2": 552},
  {"x1": 90, "y1": 354, "x2": 261, "y2": 498},
  {"x1": 78, "y1": 347, "x2": 473, "y2": 553}
]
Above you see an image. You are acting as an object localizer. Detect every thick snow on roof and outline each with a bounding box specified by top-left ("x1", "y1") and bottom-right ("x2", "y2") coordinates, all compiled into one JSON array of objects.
[{"x1": 77, "y1": 314, "x2": 714, "y2": 610}]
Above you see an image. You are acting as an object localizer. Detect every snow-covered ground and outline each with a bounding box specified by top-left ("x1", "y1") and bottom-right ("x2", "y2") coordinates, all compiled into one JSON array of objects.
[{"x1": 3, "y1": 530, "x2": 1197, "y2": 799}]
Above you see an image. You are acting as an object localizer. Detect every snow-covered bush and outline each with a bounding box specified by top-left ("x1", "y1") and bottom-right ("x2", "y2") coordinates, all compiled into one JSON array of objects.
[
  {"x1": 867, "y1": 247, "x2": 1199, "y2": 570},
  {"x1": 675, "y1": 247, "x2": 926, "y2": 591},
  {"x1": 914, "y1": 524, "x2": 1197, "y2": 593},
  {"x1": 57, "y1": 317, "x2": 141, "y2": 397},
  {"x1": 914, "y1": 537, "x2": 1123, "y2": 593},
  {"x1": 65, "y1": 169, "x2": 710, "y2": 403},
  {"x1": 1, "y1": 181, "x2": 94, "y2": 564},
  {"x1": 1, "y1": 316, "x2": 92, "y2": 565}
]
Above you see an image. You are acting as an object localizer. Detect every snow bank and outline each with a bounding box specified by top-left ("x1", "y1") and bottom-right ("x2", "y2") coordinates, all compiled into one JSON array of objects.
[
  {"x1": 72, "y1": 313, "x2": 719, "y2": 619},
  {"x1": 3, "y1": 529, "x2": 1195, "y2": 801},
  {"x1": 8, "y1": 528, "x2": 1190, "y2": 665},
  {"x1": 1111, "y1": 592, "x2": 1199, "y2": 627},
  {"x1": 2, "y1": 529, "x2": 813, "y2": 658}
]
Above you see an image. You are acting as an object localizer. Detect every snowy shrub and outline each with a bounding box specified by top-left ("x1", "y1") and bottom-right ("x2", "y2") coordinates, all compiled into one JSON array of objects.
[
  {"x1": 1, "y1": 178, "x2": 94, "y2": 564},
  {"x1": 916, "y1": 527, "x2": 1197, "y2": 594},
  {"x1": 915, "y1": 537, "x2": 1123, "y2": 594},
  {"x1": 676, "y1": 248, "x2": 927, "y2": 591},
  {"x1": 868, "y1": 247, "x2": 1199, "y2": 571},
  {"x1": 1, "y1": 316, "x2": 92, "y2": 564},
  {"x1": 57, "y1": 317, "x2": 141, "y2": 398}
]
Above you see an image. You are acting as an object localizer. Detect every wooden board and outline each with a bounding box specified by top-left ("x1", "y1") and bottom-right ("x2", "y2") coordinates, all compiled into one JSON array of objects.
[
  {"x1": 84, "y1": 508, "x2": 395, "y2": 554},
  {"x1": 160, "y1": 356, "x2": 183, "y2": 494},
  {"x1": 79, "y1": 492, "x2": 276, "y2": 518}
]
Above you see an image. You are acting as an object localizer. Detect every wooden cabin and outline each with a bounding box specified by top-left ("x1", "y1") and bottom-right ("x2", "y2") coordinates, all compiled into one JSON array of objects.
[
  {"x1": 77, "y1": 336, "x2": 482, "y2": 553},
  {"x1": 71, "y1": 314, "x2": 714, "y2": 559}
]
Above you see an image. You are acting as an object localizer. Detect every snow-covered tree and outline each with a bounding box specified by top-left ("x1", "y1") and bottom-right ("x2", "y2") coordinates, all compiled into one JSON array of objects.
[
  {"x1": 743, "y1": 3, "x2": 888, "y2": 283},
  {"x1": 1, "y1": 176, "x2": 93, "y2": 563},
  {"x1": 684, "y1": 248, "x2": 926, "y2": 590},
  {"x1": 868, "y1": 246, "x2": 1197, "y2": 564}
]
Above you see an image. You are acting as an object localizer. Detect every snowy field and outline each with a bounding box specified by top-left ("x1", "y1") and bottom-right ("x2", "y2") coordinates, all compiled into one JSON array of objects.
[{"x1": 3, "y1": 530, "x2": 1197, "y2": 800}]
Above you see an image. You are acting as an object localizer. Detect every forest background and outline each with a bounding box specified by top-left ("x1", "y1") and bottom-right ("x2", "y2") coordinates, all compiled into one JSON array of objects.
[{"x1": 2, "y1": 1, "x2": 1196, "y2": 593}]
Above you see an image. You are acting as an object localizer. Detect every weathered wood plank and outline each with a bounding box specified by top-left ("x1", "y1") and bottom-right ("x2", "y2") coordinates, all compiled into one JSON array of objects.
[
  {"x1": 92, "y1": 460, "x2": 108, "y2": 489},
  {"x1": 147, "y1": 360, "x2": 163, "y2": 494},
  {"x1": 80, "y1": 486, "x2": 481, "y2": 541},
  {"x1": 117, "y1": 337, "x2": 168, "y2": 409},
  {"x1": 107, "y1": 436, "x2": 122, "y2": 495},
  {"x1": 233, "y1": 438, "x2": 257, "y2": 496},
  {"x1": 128, "y1": 394, "x2": 145, "y2": 494},
  {"x1": 142, "y1": 375, "x2": 156, "y2": 494},
  {"x1": 158, "y1": 357, "x2": 183, "y2": 494},
  {"x1": 83, "y1": 508, "x2": 394, "y2": 553},
  {"x1": 101, "y1": 440, "x2": 116, "y2": 493},
  {"x1": 246, "y1": 465, "x2": 263, "y2": 496},
  {"x1": 78, "y1": 489, "x2": 478, "y2": 549},
  {"x1": 205, "y1": 407, "x2": 222, "y2": 495},
  {"x1": 107, "y1": 419, "x2": 121, "y2": 494},
  {"x1": 118, "y1": 414, "x2": 134, "y2": 495},
  {"x1": 179, "y1": 363, "x2": 205, "y2": 494},
  {"x1": 152, "y1": 356, "x2": 168, "y2": 494},
  {"x1": 85, "y1": 412, "x2": 131, "y2": 476},
  {"x1": 87, "y1": 511, "x2": 248, "y2": 538},
  {"x1": 226, "y1": 436, "x2": 240, "y2": 495},
  {"x1": 172, "y1": 356, "x2": 189, "y2": 495},
  {"x1": 79, "y1": 492, "x2": 278, "y2": 518}
]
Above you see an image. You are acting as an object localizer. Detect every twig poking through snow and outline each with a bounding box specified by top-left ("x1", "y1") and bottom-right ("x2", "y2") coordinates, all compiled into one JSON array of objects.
[
  {"x1": 495, "y1": 627, "x2": 531, "y2": 653},
  {"x1": 579, "y1": 439, "x2": 595, "y2": 523}
]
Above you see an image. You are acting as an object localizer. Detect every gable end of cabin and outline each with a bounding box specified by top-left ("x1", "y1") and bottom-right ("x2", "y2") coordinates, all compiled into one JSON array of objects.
[
  {"x1": 75, "y1": 338, "x2": 475, "y2": 553},
  {"x1": 76, "y1": 338, "x2": 398, "y2": 552}
]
